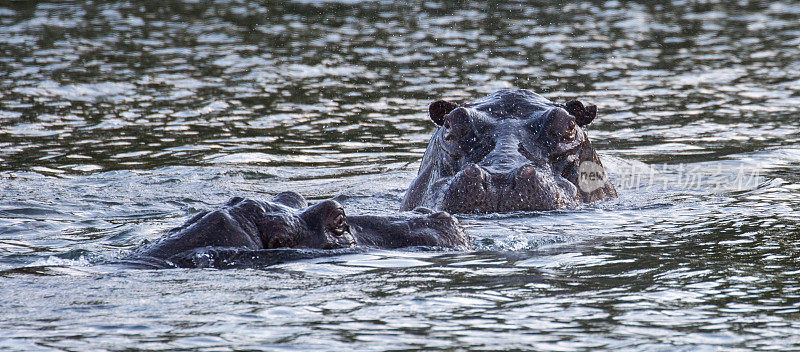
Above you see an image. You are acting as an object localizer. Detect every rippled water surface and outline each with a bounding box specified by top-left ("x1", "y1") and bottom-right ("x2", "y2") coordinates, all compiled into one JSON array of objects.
[{"x1": 2, "y1": 1, "x2": 800, "y2": 350}]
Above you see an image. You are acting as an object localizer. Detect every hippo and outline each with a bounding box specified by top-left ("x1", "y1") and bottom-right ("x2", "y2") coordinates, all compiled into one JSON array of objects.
[
  {"x1": 402, "y1": 89, "x2": 616, "y2": 213},
  {"x1": 126, "y1": 192, "x2": 471, "y2": 267}
]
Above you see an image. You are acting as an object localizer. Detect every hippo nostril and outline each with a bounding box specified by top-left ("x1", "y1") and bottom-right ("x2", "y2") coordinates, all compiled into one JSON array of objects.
[
  {"x1": 464, "y1": 163, "x2": 482, "y2": 178},
  {"x1": 518, "y1": 164, "x2": 536, "y2": 178}
]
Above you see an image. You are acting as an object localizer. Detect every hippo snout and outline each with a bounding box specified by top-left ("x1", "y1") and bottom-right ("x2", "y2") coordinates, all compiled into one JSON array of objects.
[
  {"x1": 459, "y1": 162, "x2": 543, "y2": 188},
  {"x1": 441, "y1": 159, "x2": 583, "y2": 213}
]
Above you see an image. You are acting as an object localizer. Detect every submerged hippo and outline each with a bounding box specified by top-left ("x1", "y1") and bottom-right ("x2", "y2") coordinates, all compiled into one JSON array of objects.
[
  {"x1": 402, "y1": 89, "x2": 616, "y2": 213},
  {"x1": 127, "y1": 192, "x2": 471, "y2": 267}
]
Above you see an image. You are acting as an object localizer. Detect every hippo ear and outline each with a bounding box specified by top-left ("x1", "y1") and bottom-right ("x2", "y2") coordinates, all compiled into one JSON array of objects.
[
  {"x1": 429, "y1": 100, "x2": 458, "y2": 126},
  {"x1": 564, "y1": 100, "x2": 597, "y2": 127}
]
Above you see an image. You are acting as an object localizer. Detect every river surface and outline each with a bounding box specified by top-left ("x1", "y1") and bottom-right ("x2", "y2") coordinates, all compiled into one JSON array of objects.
[{"x1": 2, "y1": 1, "x2": 800, "y2": 351}]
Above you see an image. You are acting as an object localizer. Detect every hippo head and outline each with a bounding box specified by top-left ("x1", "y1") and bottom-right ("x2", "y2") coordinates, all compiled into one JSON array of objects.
[
  {"x1": 401, "y1": 89, "x2": 617, "y2": 214},
  {"x1": 272, "y1": 193, "x2": 470, "y2": 250},
  {"x1": 261, "y1": 192, "x2": 358, "y2": 250},
  {"x1": 135, "y1": 190, "x2": 473, "y2": 264}
]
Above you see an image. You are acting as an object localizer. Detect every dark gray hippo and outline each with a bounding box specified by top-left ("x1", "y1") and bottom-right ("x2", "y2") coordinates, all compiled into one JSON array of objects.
[
  {"x1": 402, "y1": 89, "x2": 616, "y2": 213},
  {"x1": 126, "y1": 192, "x2": 471, "y2": 267}
]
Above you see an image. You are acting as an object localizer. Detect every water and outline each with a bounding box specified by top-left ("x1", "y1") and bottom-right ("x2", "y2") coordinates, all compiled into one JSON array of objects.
[{"x1": 1, "y1": 0, "x2": 800, "y2": 350}]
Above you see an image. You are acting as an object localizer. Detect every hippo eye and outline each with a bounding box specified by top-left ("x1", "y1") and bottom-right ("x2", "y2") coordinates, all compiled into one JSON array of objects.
[
  {"x1": 555, "y1": 128, "x2": 576, "y2": 143},
  {"x1": 441, "y1": 109, "x2": 473, "y2": 145},
  {"x1": 563, "y1": 120, "x2": 577, "y2": 142},
  {"x1": 327, "y1": 209, "x2": 350, "y2": 237},
  {"x1": 545, "y1": 109, "x2": 578, "y2": 143}
]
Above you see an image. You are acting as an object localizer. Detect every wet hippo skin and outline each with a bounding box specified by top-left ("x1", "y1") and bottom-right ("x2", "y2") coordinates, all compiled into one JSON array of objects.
[
  {"x1": 127, "y1": 191, "x2": 471, "y2": 265},
  {"x1": 403, "y1": 89, "x2": 617, "y2": 214}
]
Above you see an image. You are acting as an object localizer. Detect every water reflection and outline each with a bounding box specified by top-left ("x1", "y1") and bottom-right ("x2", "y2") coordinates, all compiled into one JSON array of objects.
[
  {"x1": 1, "y1": 0, "x2": 800, "y2": 350},
  {"x1": 2, "y1": 1, "x2": 799, "y2": 172}
]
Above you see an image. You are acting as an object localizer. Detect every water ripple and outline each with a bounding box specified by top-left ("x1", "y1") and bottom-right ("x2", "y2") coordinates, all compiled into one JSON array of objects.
[{"x1": 1, "y1": 0, "x2": 800, "y2": 350}]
